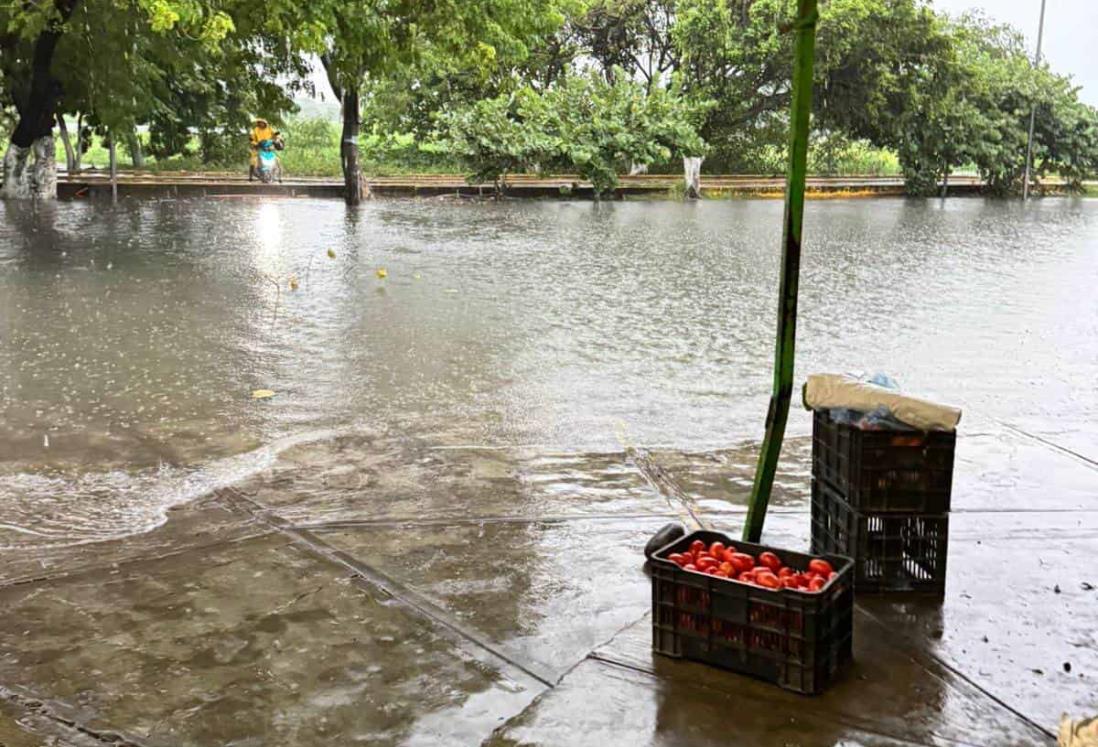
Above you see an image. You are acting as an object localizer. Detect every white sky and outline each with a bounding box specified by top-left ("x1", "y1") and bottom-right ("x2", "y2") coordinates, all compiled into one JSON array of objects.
[{"x1": 931, "y1": 0, "x2": 1097, "y2": 105}]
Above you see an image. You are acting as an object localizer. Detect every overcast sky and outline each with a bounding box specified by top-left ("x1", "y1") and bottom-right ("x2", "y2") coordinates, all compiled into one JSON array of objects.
[{"x1": 931, "y1": 0, "x2": 1096, "y2": 105}]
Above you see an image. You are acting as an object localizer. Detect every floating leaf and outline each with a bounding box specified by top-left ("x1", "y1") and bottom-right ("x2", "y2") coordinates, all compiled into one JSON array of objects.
[
  {"x1": 327, "y1": 248, "x2": 336, "y2": 259},
  {"x1": 288, "y1": 276, "x2": 299, "y2": 291},
  {"x1": 376, "y1": 268, "x2": 388, "y2": 279},
  {"x1": 251, "y1": 389, "x2": 276, "y2": 399}
]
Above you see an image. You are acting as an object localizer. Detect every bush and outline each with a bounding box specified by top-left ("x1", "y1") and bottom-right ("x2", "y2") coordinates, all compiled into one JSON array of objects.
[{"x1": 444, "y1": 70, "x2": 706, "y2": 195}]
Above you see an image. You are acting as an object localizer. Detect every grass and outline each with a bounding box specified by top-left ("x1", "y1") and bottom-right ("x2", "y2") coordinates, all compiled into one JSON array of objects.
[{"x1": 55, "y1": 120, "x2": 463, "y2": 178}]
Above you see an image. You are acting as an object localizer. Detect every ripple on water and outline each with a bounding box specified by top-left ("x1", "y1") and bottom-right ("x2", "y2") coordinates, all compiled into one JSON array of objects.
[
  {"x1": 0, "y1": 427, "x2": 351, "y2": 550},
  {"x1": 1, "y1": 197, "x2": 1096, "y2": 547}
]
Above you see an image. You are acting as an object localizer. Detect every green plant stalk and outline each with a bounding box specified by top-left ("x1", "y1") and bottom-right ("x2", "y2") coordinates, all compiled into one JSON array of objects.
[{"x1": 743, "y1": 0, "x2": 818, "y2": 543}]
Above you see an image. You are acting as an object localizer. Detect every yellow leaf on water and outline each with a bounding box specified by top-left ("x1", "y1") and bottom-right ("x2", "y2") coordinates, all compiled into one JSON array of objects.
[
  {"x1": 327, "y1": 248, "x2": 336, "y2": 259},
  {"x1": 376, "y1": 268, "x2": 388, "y2": 279},
  {"x1": 251, "y1": 389, "x2": 276, "y2": 399},
  {"x1": 288, "y1": 276, "x2": 299, "y2": 291}
]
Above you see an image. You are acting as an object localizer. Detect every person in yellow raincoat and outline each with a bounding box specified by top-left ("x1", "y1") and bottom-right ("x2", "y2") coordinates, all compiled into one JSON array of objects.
[{"x1": 248, "y1": 118, "x2": 278, "y2": 180}]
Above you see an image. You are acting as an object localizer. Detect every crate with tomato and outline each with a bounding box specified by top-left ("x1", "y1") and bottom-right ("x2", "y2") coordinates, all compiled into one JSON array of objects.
[{"x1": 650, "y1": 530, "x2": 853, "y2": 695}]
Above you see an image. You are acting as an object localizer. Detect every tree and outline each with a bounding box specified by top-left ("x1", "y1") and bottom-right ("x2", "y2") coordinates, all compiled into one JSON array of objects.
[
  {"x1": 670, "y1": 0, "x2": 795, "y2": 171},
  {"x1": 445, "y1": 69, "x2": 705, "y2": 196},
  {"x1": 948, "y1": 14, "x2": 1098, "y2": 194},
  {"x1": 541, "y1": 70, "x2": 705, "y2": 194},
  {"x1": 572, "y1": 0, "x2": 677, "y2": 88},
  {"x1": 442, "y1": 91, "x2": 555, "y2": 192},
  {"x1": 315, "y1": 0, "x2": 567, "y2": 205},
  {"x1": 1, "y1": 0, "x2": 236, "y2": 198},
  {"x1": 1, "y1": 0, "x2": 83, "y2": 198}
]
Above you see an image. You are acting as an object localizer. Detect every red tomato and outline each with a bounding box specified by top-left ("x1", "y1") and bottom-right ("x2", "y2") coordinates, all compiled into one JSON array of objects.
[
  {"x1": 689, "y1": 540, "x2": 706, "y2": 555},
  {"x1": 683, "y1": 563, "x2": 698, "y2": 572},
  {"x1": 718, "y1": 562, "x2": 734, "y2": 575},
  {"x1": 709, "y1": 541, "x2": 726, "y2": 558},
  {"x1": 808, "y1": 576, "x2": 826, "y2": 592},
  {"x1": 698, "y1": 554, "x2": 717, "y2": 565},
  {"x1": 780, "y1": 576, "x2": 800, "y2": 589},
  {"x1": 668, "y1": 553, "x2": 687, "y2": 566},
  {"x1": 704, "y1": 566, "x2": 720, "y2": 576},
  {"x1": 758, "y1": 552, "x2": 782, "y2": 572},
  {"x1": 778, "y1": 566, "x2": 795, "y2": 578},
  {"x1": 696, "y1": 557, "x2": 716, "y2": 571},
  {"x1": 755, "y1": 571, "x2": 780, "y2": 589},
  {"x1": 738, "y1": 570, "x2": 756, "y2": 583},
  {"x1": 721, "y1": 549, "x2": 737, "y2": 563},
  {"x1": 808, "y1": 559, "x2": 834, "y2": 576},
  {"x1": 729, "y1": 553, "x2": 755, "y2": 573},
  {"x1": 714, "y1": 569, "x2": 731, "y2": 578}
]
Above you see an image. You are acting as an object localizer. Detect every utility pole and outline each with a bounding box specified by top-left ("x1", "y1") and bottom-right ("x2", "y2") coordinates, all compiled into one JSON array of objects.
[{"x1": 1022, "y1": 0, "x2": 1047, "y2": 201}]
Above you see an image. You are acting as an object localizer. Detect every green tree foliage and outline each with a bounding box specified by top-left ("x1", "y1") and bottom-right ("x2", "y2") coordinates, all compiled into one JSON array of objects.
[
  {"x1": 665, "y1": 0, "x2": 1098, "y2": 192},
  {"x1": 942, "y1": 15, "x2": 1098, "y2": 193},
  {"x1": 1, "y1": 0, "x2": 309, "y2": 195},
  {"x1": 445, "y1": 70, "x2": 704, "y2": 195},
  {"x1": 309, "y1": 0, "x2": 569, "y2": 202},
  {"x1": 5, "y1": 0, "x2": 1097, "y2": 196},
  {"x1": 0, "y1": 0, "x2": 238, "y2": 136},
  {"x1": 52, "y1": 0, "x2": 307, "y2": 163}
]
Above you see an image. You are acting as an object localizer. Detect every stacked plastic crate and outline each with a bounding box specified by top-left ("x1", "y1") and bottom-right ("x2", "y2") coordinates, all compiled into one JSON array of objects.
[{"x1": 809, "y1": 409, "x2": 956, "y2": 595}]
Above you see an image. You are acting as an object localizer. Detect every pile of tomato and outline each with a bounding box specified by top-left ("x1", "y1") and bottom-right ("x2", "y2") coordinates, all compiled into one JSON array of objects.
[{"x1": 664, "y1": 539, "x2": 837, "y2": 593}]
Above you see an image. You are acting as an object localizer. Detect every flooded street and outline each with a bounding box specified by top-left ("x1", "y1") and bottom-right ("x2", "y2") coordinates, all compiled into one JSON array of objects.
[
  {"x1": 2, "y1": 197, "x2": 1097, "y2": 544},
  {"x1": 1, "y1": 196, "x2": 1097, "y2": 745}
]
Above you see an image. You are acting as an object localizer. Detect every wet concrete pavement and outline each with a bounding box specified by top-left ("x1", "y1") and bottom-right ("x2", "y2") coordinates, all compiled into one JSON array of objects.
[{"x1": 1, "y1": 424, "x2": 1094, "y2": 746}]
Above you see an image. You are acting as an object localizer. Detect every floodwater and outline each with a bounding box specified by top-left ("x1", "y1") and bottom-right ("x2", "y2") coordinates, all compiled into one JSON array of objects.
[{"x1": 1, "y1": 196, "x2": 1096, "y2": 548}]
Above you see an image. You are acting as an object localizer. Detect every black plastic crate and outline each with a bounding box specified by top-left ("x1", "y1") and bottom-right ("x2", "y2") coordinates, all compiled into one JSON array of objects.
[
  {"x1": 812, "y1": 409, "x2": 955, "y2": 513},
  {"x1": 811, "y1": 480, "x2": 948, "y2": 595},
  {"x1": 650, "y1": 530, "x2": 853, "y2": 695}
]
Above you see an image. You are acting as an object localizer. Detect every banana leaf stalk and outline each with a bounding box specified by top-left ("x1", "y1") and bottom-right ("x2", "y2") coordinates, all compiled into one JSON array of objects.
[{"x1": 743, "y1": 0, "x2": 819, "y2": 542}]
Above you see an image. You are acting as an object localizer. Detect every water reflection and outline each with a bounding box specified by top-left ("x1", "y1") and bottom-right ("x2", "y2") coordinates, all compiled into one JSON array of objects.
[{"x1": 252, "y1": 200, "x2": 285, "y2": 274}]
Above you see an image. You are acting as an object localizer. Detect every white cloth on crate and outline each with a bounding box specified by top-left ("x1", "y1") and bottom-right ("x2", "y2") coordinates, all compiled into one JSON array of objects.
[{"x1": 803, "y1": 373, "x2": 962, "y2": 432}]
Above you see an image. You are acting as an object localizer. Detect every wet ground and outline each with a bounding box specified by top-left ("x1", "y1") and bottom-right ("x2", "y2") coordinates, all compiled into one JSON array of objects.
[{"x1": 1, "y1": 196, "x2": 1097, "y2": 745}]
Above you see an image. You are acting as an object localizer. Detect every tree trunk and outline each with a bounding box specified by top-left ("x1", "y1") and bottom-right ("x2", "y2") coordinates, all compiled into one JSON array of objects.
[
  {"x1": 2, "y1": 0, "x2": 80, "y2": 200},
  {"x1": 340, "y1": 87, "x2": 363, "y2": 205},
  {"x1": 1, "y1": 135, "x2": 57, "y2": 199},
  {"x1": 109, "y1": 135, "x2": 118, "y2": 202},
  {"x1": 127, "y1": 132, "x2": 144, "y2": 169},
  {"x1": 32, "y1": 135, "x2": 57, "y2": 197},
  {"x1": 2, "y1": 144, "x2": 34, "y2": 199},
  {"x1": 683, "y1": 156, "x2": 703, "y2": 199},
  {"x1": 57, "y1": 114, "x2": 76, "y2": 172},
  {"x1": 73, "y1": 114, "x2": 84, "y2": 171},
  {"x1": 320, "y1": 52, "x2": 369, "y2": 205}
]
